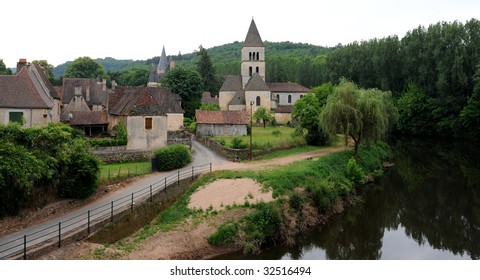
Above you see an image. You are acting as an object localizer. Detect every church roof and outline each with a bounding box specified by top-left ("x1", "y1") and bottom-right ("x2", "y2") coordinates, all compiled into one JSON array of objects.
[
  {"x1": 220, "y1": 75, "x2": 243, "y2": 91},
  {"x1": 268, "y1": 82, "x2": 311, "y2": 93},
  {"x1": 244, "y1": 73, "x2": 269, "y2": 91},
  {"x1": 244, "y1": 19, "x2": 264, "y2": 47},
  {"x1": 228, "y1": 90, "x2": 245, "y2": 106},
  {"x1": 158, "y1": 46, "x2": 169, "y2": 71}
]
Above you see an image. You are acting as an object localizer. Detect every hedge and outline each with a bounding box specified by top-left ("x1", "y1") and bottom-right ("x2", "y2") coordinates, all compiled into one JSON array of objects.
[{"x1": 153, "y1": 144, "x2": 192, "y2": 171}]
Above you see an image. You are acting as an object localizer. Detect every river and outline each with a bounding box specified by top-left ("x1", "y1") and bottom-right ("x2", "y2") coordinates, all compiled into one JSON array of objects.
[{"x1": 216, "y1": 138, "x2": 480, "y2": 260}]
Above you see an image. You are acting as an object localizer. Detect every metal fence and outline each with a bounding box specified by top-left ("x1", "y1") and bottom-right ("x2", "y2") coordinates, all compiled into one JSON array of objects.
[{"x1": 0, "y1": 163, "x2": 212, "y2": 260}]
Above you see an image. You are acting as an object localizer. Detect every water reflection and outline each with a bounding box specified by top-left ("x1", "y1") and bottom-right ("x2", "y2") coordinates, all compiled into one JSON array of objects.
[{"x1": 216, "y1": 138, "x2": 479, "y2": 260}]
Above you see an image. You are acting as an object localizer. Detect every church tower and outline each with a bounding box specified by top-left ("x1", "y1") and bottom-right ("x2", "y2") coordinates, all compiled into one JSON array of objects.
[{"x1": 241, "y1": 19, "x2": 265, "y2": 88}]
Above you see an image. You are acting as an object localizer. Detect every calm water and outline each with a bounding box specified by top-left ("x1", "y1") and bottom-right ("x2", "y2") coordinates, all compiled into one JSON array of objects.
[{"x1": 217, "y1": 138, "x2": 480, "y2": 260}]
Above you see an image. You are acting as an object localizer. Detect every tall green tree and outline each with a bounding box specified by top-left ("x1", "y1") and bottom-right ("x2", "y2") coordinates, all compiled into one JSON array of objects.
[
  {"x1": 253, "y1": 107, "x2": 274, "y2": 128},
  {"x1": 63, "y1": 56, "x2": 108, "y2": 80},
  {"x1": 0, "y1": 59, "x2": 12, "y2": 75},
  {"x1": 292, "y1": 93, "x2": 327, "y2": 146},
  {"x1": 162, "y1": 67, "x2": 203, "y2": 118},
  {"x1": 459, "y1": 65, "x2": 480, "y2": 138},
  {"x1": 321, "y1": 80, "x2": 398, "y2": 158},
  {"x1": 196, "y1": 45, "x2": 219, "y2": 95}
]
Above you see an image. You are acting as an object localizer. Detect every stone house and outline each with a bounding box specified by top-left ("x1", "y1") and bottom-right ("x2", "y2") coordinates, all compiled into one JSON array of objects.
[
  {"x1": 0, "y1": 59, "x2": 61, "y2": 126},
  {"x1": 60, "y1": 78, "x2": 109, "y2": 136},
  {"x1": 108, "y1": 86, "x2": 184, "y2": 150},
  {"x1": 218, "y1": 19, "x2": 311, "y2": 124},
  {"x1": 195, "y1": 110, "x2": 249, "y2": 136}
]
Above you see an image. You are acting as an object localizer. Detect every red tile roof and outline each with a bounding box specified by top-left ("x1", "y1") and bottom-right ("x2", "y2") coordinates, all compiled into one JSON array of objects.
[
  {"x1": 195, "y1": 110, "x2": 249, "y2": 125},
  {"x1": 268, "y1": 82, "x2": 310, "y2": 93},
  {"x1": 62, "y1": 111, "x2": 108, "y2": 125}
]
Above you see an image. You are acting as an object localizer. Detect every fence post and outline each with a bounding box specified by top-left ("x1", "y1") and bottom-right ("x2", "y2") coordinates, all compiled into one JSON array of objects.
[
  {"x1": 111, "y1": 201, "x2": 114, "y2": 222},
  {"x1": 88, "y1": 210, "x2": 91, "y2": 234},
  {"x1": 131, "y1": 193, "x2": 134, "y2": 212},
  {"x1": 58, "y1": 222, "x2": 61, "y2": 248},
  {"x1": 23, "y1": 235, "x2": 27, "y2": 260},
  {"x1": 210, "y1": 163, "x2": 212, "y2": 172},
  {"x1": 192, "y1": 166, "x2": 194, "y2": 180},
  {"x1": 150, "y1": 185, "x2": 153, "y2": 203}
]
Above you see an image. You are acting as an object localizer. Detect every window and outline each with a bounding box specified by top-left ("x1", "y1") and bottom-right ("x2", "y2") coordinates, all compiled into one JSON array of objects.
[
  {"x1": 300, "y1": 95, "x2": 304, "y2": 98},
  {"x1": 249, "y1": 52, "x2": 252, "y2": 60},
  {"x1": 256, "y1": 66, "x2": 259, "y2": 73},
  {"x1": 249, "y1": 67, "x2": 253, "y2": 76},
  {"x1": 9, "y1": 112, "x2": 23, "y2": 125},
  {"x1": 257, "y1": 52, "x2": 260, "y2": 60},
  {"x1": 276, "y1": 94, "x2": 280, "y2": 103},
  {"x1": 288, "y1": 95, "x2": 292, "y2": 104},
  {"x1": 145, "y1": 117, "x2": 153, "y2": 129},
  {"x1": 256, "y1": 96, "x2": 261, "y2": 106}
]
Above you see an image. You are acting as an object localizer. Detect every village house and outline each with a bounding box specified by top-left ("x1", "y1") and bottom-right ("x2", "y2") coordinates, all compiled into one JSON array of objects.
[
  {"x1": 108, "y1": 86, "x2": 184, "y2": 150},
  {"x1": 218, "y1": 19, "x2": 311, "y2": 124},
  {"x1": 59, "y1": 78, "x2": 109, "y2": 136},
  {"x1": 0, "y1": 59, "x2": 61, "y2": 127}
]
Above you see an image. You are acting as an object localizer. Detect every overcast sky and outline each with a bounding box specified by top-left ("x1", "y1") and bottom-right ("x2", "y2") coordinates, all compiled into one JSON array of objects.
[{"x1": 2, "y1": 0, "x2": 479, "y2": 67}]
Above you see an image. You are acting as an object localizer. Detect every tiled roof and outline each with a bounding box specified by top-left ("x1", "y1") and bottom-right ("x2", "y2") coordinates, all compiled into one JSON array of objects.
[
  {"x1": 195, "y1": 110, "x2": 249, "y2": 125},
  {"x1": 245, "y1": 73, "x2": 269, "y2": 91},
  {"x1": 220, "y1": 75, "x2": 243, "y2": 91},
  {"x1": 109, "y1": 86, "x2": 184, "y2": 116},
  {"x1": 268, "y1": 82, "x2": 310, "y2": 93},
  {"x1": 202, "y1": 92, "x2": 219, "y2": 105},
  {"x1": 228, "y1": 90, "x2": 245, "y2": 106},
  {"x1": 244, "y1": 19, "x2": 264, "y2": 47},
  {"x1": 33, "y1": 63, "x2": 60, "y2": 99},
  {"x1": 62, "y1": 78, "x2": 106, "y2": 106},
  {"x1": 62, "y1": 111, "x2": 108, "y2": 125},
  {"x1": 0, "y1": 65, "x2": 53, "y2": 109}
]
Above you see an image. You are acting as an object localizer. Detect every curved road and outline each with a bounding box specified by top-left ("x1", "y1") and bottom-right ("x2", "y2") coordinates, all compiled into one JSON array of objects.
[{"x1": 0, "y1": 140, "x2": 231, "y2": 259}]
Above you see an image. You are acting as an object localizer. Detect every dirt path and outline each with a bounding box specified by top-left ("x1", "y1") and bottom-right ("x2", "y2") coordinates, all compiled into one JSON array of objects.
[{"x1": 5, "y1": 142, "x2": 346, "y2": 260}]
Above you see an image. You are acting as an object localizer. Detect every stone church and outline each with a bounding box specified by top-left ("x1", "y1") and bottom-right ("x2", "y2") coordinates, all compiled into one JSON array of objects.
[{"x1": 219, "y1": 19, "x2": 310, "y2": 123}]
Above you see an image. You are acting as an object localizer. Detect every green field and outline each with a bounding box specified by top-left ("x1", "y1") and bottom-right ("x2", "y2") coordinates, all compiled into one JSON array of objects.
[
  {"x1": 99, "y1": 161, "x2": 151, "y2": 184},
  {"x1": 213, "y1": 126, "x2": 306, "y2": 151}
]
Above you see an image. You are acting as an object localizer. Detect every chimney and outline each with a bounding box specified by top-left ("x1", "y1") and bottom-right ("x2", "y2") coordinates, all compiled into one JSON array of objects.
[
  {"x1": 111, "y1": 80, "x2": 116, "y2": 91},
  {"x1": 16, "y1": 58, "x2": 28, "y2": 73},
  {"x1": 86, "y1": 84, "x2": 90, "y2": 102},
  {"x1": 102, "y1": 79, "x2": 107, "y2": 92}
]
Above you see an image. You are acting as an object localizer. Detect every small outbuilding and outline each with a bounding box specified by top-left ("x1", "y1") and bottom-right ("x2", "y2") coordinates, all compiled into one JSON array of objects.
[{"x1": 195, "y1": 110, "x2": 249, "y2": 136}]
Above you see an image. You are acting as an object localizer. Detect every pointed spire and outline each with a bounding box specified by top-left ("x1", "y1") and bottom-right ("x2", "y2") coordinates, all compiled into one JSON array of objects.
[
  {"x1": 157, "y1": 46, "x2": 168, "y2": 71},
  {"x1": 244, "y1": 19, "x2": 264, "y2": 47}
]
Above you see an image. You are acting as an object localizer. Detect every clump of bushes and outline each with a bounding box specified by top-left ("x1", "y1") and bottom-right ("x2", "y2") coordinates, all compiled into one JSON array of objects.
[
  {"x1": 0, "y1": 123, "x2": 100, "y2": 217},
  {"x1": 230, "y1": 137, "x2": 247, "y2": 149},
  {"x1": 88, "y1": 122, "x2": 127, "y2": 147},
  {"x1": 153, "y1": 144, "x2": 192, "y2": 171}
]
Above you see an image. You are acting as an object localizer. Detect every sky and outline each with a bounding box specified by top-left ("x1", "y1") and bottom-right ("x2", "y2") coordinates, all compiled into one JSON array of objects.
[{"x1": 2, "y1": 0, "x2": 479, "y2": 68}]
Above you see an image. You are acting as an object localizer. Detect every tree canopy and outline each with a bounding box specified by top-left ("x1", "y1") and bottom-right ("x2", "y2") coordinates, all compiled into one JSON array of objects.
[
  {"x1": 0, "y1": 59, "x2": 12, "y2": 75},
  {"x1": 321, "y1": 80, "x2": 398, "y2": 157},
  {"x1": 292, "y1": 93, "x2": 327, "y2": 146},
  {"x1": 161, "y1": 67, "x2": 203, "y2": 118},
  {"x1": 196, "y1": 45, "x2": 219, "y2": 95},
  {"x1": 253, "y1": 107, "x2": 274, "y2": 128},
  {"x1": 63, "y1": 56, "x2": 108, "y2": 80}
]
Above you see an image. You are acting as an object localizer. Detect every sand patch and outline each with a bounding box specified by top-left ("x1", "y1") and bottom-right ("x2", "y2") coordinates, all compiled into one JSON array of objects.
[{"x1": 188, "y1": 178, "x2": 273, "y2": 211}]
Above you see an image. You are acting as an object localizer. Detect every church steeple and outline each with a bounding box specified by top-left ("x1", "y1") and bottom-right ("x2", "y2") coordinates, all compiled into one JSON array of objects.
[
  {"x1": 157, "y1": 46, "x2": 168, "y2": 73},
  {"x1": 244, "y1": 19, "x2": 264, "y2": 47},
  {"x1": 241, "y1": 19, "x2": 265, "y2": 87}
]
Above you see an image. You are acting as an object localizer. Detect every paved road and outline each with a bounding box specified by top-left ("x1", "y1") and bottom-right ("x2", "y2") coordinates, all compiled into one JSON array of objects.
[{"x1": 0, "y1": 140, "x2": 231, "y2": 259}]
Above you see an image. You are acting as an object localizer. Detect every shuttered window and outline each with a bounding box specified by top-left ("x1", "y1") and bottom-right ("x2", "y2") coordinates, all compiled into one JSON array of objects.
[{"x1": 145, "y1": 117, "x2": 153, "y2": 129}]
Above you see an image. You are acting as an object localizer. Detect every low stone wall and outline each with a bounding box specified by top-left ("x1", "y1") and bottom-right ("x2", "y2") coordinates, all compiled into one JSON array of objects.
[
  {"x1": 94, "y1": 150, "x2": 153, "y2": 163},
  {"x1": 198, "y1": 136, "x2": 250, "y2": 161},
  {"x1": 94, "y1": 145, "x2": 127, "y2": 152},
  {"x1": 167, "y1": 130, "x2": 193, "y2": 148}
]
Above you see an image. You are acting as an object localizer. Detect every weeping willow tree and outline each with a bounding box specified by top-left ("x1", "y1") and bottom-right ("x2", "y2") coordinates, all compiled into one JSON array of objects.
[{"x1": 321, "y1": 79, "x2": 398, "y2": 158}]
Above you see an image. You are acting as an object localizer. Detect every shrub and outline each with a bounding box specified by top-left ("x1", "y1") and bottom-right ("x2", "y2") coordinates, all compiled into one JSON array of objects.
[
  {"x1": 208, "y1": 220, "x2": 239, "y2": 246},
  {"x1": 154, "y1": 144, "x2": 192, "y2": 171},
  {"x1": 231, "y1": 137, "x2": 247, "y2": 149},
  {"x1": 58, "y1": 141, "x2": 100, "y2": 199},
  {"x1": 217, "y1": 138, "x2": 226, "y2": 146},
  {"x1": 272, "y1": 129, "x2": 282, "y2": 137},
  {"x1": 289, "y1": 191, "x2": 306, "y2": 210},
  {"x1": 345, "y1": 157, "x2": 366, "y2": 185}
]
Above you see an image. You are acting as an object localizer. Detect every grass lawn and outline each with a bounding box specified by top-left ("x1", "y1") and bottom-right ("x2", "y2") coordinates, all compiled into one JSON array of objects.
[
  {"x1": 99, "y1": 161, "x2": 151, "y2": 184},
  {"x1": 213, "y1": 126, "x2": 305, "y2": 151}
]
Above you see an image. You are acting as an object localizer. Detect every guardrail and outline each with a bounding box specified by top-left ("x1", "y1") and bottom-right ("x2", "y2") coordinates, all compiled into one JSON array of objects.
[{"x1": 0, "y1": 163, "x2": 212, "y2": 260}]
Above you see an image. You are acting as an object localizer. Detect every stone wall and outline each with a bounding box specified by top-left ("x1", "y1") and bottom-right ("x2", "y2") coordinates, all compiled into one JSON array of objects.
[
  {"x1": 94, "y1": 150, "x2": 153, "y2": 163},
  {"x1": 198, "y1": 136, "x2": 250, "y2": 161}
]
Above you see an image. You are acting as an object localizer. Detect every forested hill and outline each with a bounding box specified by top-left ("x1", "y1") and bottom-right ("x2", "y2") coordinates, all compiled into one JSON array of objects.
[{"x1": 53, "y1": 41, "x2": 334, "y2": 79}]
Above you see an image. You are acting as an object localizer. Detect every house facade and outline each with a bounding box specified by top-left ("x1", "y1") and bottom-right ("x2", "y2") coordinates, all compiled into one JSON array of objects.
[
  {"x1": 218, "y1": 19, "x2": 311, "y2": 124},
  {"x1": 108, "y1": 86, "x2": 184, "y2": 150},
  {"x1": 0, "y1": 59, "x2": 61, "y2": 127},
  {"x1": 60, "y1": 78, "x2": 109, "y2": 136}
]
